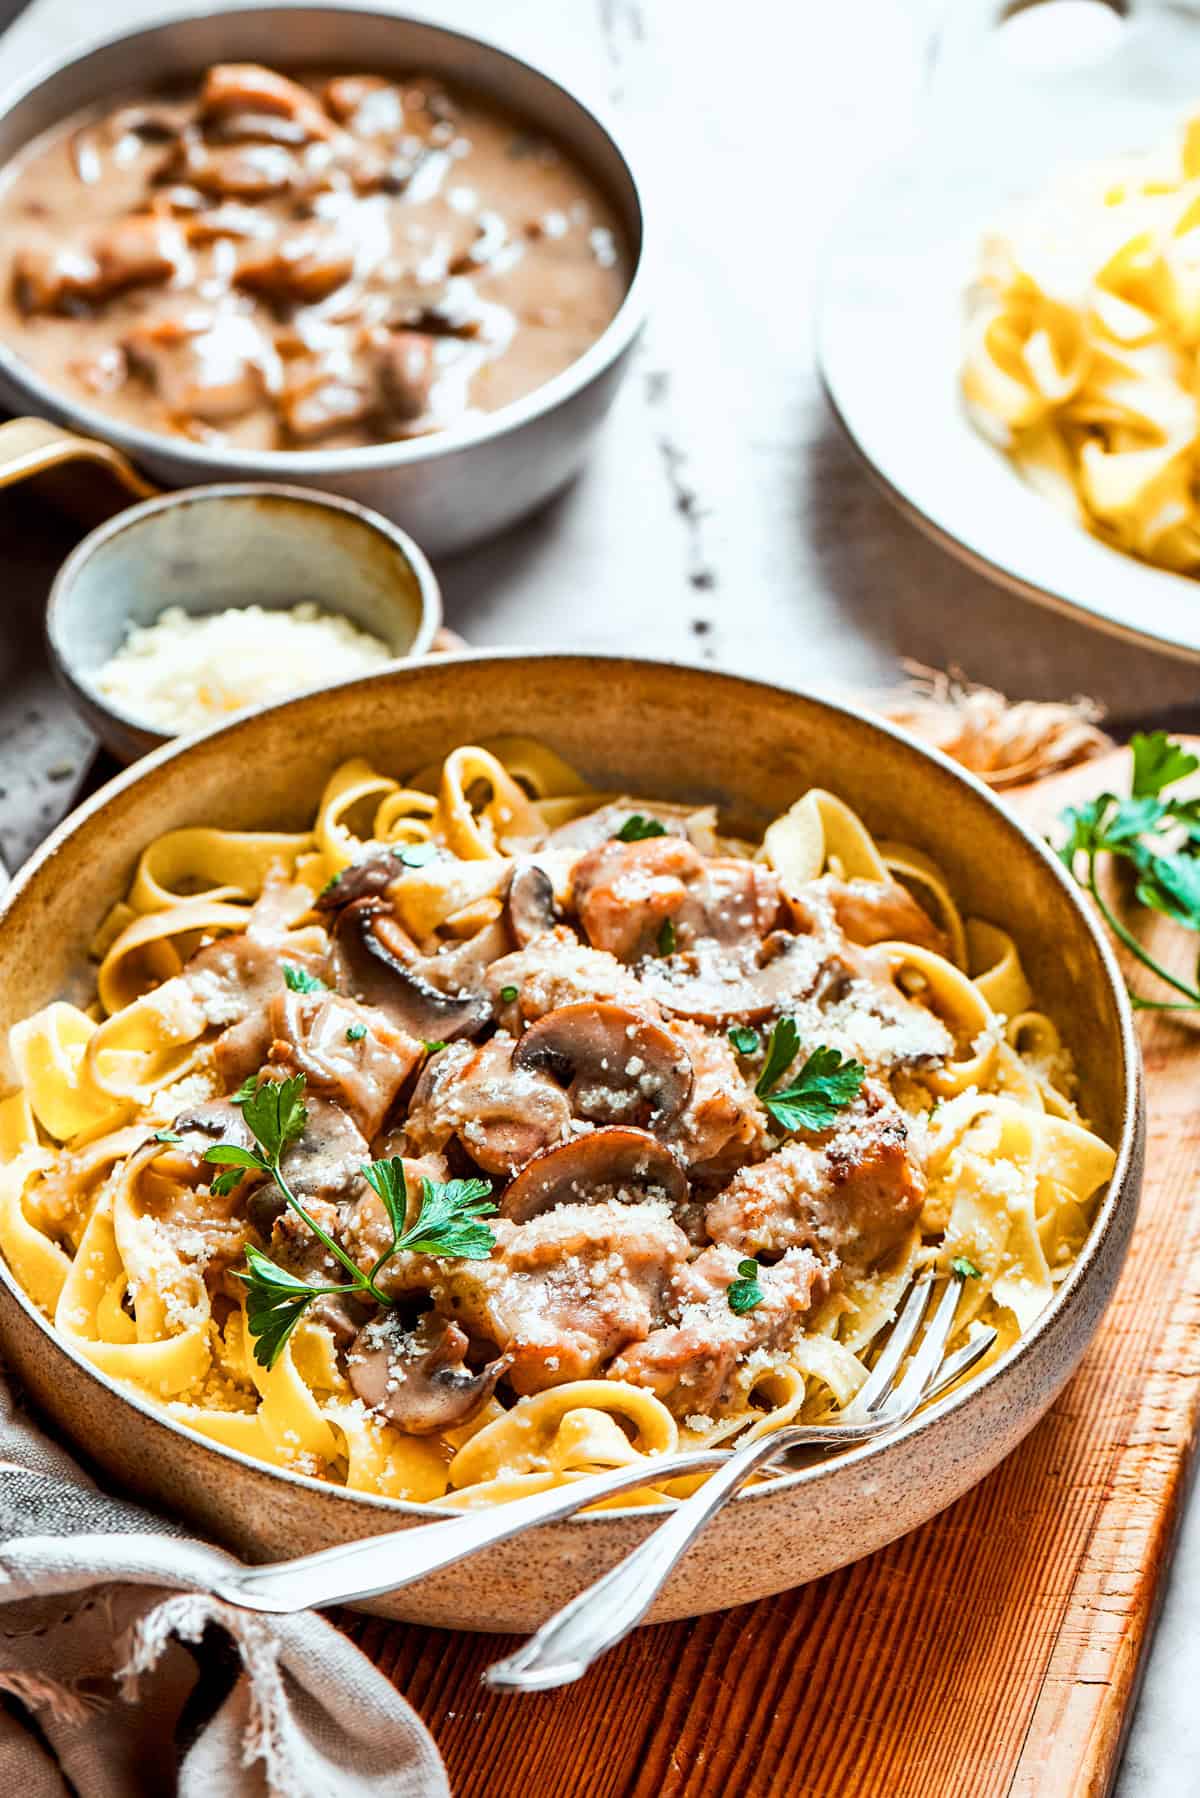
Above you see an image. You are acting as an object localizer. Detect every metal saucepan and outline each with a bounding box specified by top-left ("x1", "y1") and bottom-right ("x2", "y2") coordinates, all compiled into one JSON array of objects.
[{"x1": 0, "y1": 6, "x2": 647, "y2": 555}]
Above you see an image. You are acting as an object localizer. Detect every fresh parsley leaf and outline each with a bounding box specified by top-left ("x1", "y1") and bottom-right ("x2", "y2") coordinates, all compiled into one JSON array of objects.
[
  {"x1": 283, "y1": 963, "x2": 325, "y2": 995},
  {"x1": 231, "y1": 1075, "x2": 259, "y2": 1106},
  {"x1": 395, "y1": 1175, "x2": 498, "y2": 1261},
  {"x1": 152, "y1": 1128, "x2": 182, "y2": 1144},
  {"x1": 394, "y1": 841, "x2": 438, "y2": 868},
  {"x1": 362, "y1": 1156, "x2": 410, "y2": 1246},
  {"x1": 345, "y1": 1023, "x2": 367, "y2": 1042},
  {"x1": 499, "y1": 984, "x2": 519, "y2": 1003},
  {"x1": 203, "y1": 1142, "x2": 265, "y2": 1198},
  {"x1": 1136, "y1": 851, "x2": 1200, "y2": 931},
  {"x1": 422, "y1": 1038, "x2": 449, "y2": 1055},
  {"x1": 241, "y1": 1074, "x2": 308, "y2": 1164},
  {"x1": 656, "y1": 918, "x2": 677, "y2": 957},
  {"x1": 211, "y1": 1167, "x2": 249, "y2": 1198},
  {"x1": 951, "y1": 1256, "x2": 982, "y2": 1280},
  {"x1": 239, "y1": 1246, "x2": 322, "y2": 1369},
  {"x1": 1131, "y1": 730, "x2": 1200, "y2": 798},
  {"x1": 728, "y1": 1025, "x2": 762, "y2": 1057},
  {"x1": 760, "y1": 1044, "x2": 865, "y2": 1134},
  {"x1": 614, "y1": 814, "x2": 668, "y2": 842},
  {"x1": 728, "y1": 1258, "x2": 764, "y2": 1315},
  {"x1": 755, "y1": 1017, "x2": 800, "y2": 1097}
]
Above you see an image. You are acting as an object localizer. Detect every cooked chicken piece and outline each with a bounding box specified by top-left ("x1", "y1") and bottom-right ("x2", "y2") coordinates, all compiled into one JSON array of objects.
[
  {"x1": 171, "y1": 140, "x2": 299, "y2": 200},
  {"x1": 403, "y1": 1199, "x2": 689, "y2": 1395},
  {"x1": 265, "y1": 987, "x2": 422, "y2": 1140},
  {"x1": 234, "y1": 227, "x2": 356, "y2": 305},
  {"x1": 405, "y1": 1036, "x2": 571, "y2": 1176},
  {"x1": 610, "y1": 1244, "x2": 832, "y2": 1417},
  {"x1": 199, "y1": 64, "x2": 334, "y2": 142},
  {"x1": 664, "y1": 1019, "x2": 767, "y2": 1175},
  {"x1": 811, "y1": 945, "x2": 955, "y2": 1072},
  {"x1": 277, "y1": 372, "x2": 373, "y2": 441},
  {"x1": 802, "y1": 876, "x2": 949, "y2": 959},
  {"x1": 124, "y1": 314, "x2": 279, "y2": 423},
  {"x1": 321, "y1": 75, "x2": 405, "y2": 135},
  {"x1": 704, "y1": 1083, "x2": 924, "y2": 1271},
  {"x1": 572, "y1": 836, "x2": 781, "y2": 962},
  {"x1": 544, "y1": 800, "x2": 696, "y2": 853},
  {"x1": 185, "y1": 930, "x2": 320, "y2": 1031},
  {"x1": 370, "y1": 328, "x2": 438, "y2": 422},
  {"x1": 485, "y1": 927, "x2": 648, "y2": 1026},
  {"x1": 14, "y1": 215, "x2": 185, "y2": 314}
]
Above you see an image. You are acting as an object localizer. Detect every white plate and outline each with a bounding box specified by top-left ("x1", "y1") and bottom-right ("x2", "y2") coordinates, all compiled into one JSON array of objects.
[{"x1": 816, "y1": 0, "x2": 1200, "y2": 664}]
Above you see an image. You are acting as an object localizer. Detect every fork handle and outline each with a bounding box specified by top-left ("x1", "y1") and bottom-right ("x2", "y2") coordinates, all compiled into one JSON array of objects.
[{"x1": 485, "y1": 1420, "x2": 873, "y2": 1691}]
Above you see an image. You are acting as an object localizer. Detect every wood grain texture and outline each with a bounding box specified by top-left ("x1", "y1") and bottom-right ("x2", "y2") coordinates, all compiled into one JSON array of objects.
[{"x1": 339, "y1": 743, "x2": 1200, "y2": 1798}]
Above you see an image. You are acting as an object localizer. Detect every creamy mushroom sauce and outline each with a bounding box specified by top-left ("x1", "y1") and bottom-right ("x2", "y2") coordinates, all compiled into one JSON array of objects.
[{"x1": 0, "y1": 63, "x2": 630, "y2": 450}]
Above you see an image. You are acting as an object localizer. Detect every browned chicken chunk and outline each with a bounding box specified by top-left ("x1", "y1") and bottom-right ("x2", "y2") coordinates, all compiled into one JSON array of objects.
[
  {"x1": 265, "y1": 987, "x2": 422, "y2": 1141},
  {"x1": 704, "y1": 1085, "x2": 924, "y2": 1271},
  {"x1": 405, "y1": 1036, "x2": 571, "y2": 1176},
  {"x1": 610, "y1": 1244, "x2": 832, "y2": 1417},
  {"x1": 14, "y1": 215, "x2": 185, "y2": 314},
  {"x1": 572, "y1": 836, "x2": 781, "y2": 962}
]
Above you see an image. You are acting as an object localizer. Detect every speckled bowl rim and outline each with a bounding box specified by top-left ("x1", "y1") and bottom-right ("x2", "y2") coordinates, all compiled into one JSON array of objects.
[
  {"x1": 0, "y1": 652, "x2": 1141, "y2": 1525},
  {"x1": 0, "y1": 3, "x2": 648, "y2": 479}
]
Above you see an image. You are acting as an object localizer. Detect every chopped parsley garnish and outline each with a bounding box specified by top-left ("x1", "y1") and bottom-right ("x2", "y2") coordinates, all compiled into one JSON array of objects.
[
  {"x1": 209, "y1": 1072, "x2": 498, "y2": 1369},
  {"x1": 728, "y1": 1025, "x2": 762, "y2": 1058},
  {"x1": 1057, "y1": 731, "x2": 1200, "y2": 1011},
  {"x1": 423, "y1": 1038, "x2": 449, "y2": 1055},
  {"x1": 345, "y1": 1023, "x2": 367, "y2": 1043},
  {"x1": 282, "y1": 963, "x2": 325, "y2": 995},
  {"x1": 394, "y1": 841, "x2": 438, "y2": 868},
  {"x1": 152, "y1": 1128, "x2": 181, "y2": 1144},
  {"x1": 728, "y1": 1258, "x2": 764, "y2": 1314},
  {"x1": 656, "y1": 918, "x2": 677, "y2": 957},
  {"x1": 231, "y1": 1075, "x2": 259, "y2": 1106},
  {"x1": 754, "y1": 1018, "x2": 864, "y2": 1133},
  {"x1": 951, "y1": 1256, "x2": 982, "y2": 1281},
  {"x1": 614, "y1": 814, "x2": 668, "y2": 842},
  {"x1": 499, "y1": 984, "x2": 519, "y2": 1003}
]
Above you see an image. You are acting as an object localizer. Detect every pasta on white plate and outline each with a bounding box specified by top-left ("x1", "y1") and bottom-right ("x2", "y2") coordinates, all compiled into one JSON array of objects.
[
  {"x1": 0, "y1": 741, "x2": 1114, "y2": 1510},
  {"x1": 961, "y1": 105, "x2": 1200, "y2": 575}
]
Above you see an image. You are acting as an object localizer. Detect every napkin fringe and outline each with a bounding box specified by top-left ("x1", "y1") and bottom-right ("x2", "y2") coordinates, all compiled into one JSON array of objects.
[
  {"x1": 120, "y1": 1593, "x2": 292, "y2": 1785},
  {"x1": 0, "y1": 1665, "x2": 99, "y2": 1725}
]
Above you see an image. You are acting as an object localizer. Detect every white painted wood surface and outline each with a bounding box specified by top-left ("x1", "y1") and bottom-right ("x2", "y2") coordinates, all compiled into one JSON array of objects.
[{"x1": 0, "y1": 3, "x2": 1194, "y2": 1790}]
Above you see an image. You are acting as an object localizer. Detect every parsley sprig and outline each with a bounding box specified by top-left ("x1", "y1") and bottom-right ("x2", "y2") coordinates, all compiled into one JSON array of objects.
[
  {"x1": 753, "y1": 1017, "x2": 865, "y2": 1133},
  {"x1": 614, "y1": 814, "x2": 668, "y2": 842},
  {"x1": 728, "y1": 1257, "x2": 764, "y2": 1314},
  {"x1": 1057, "y1": 731, "x2": 1200, "y2": 1012},
  {"x1": 204, "y1": 1072, "x2": 497, "y2": 1367}
]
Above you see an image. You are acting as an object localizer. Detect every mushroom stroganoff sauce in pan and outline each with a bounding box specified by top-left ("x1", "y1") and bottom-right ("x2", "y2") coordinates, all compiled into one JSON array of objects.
[
  {"x1": 0, "y1": 743, "x2": 1114, "y2": 1508},
  {"x1": 0, "y1": 64, "x2": 630, "y2": 451}
]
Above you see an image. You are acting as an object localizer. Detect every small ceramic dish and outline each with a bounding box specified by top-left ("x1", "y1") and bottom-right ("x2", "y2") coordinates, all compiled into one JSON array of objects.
[
  {"x1": 46, "y1": 483, "x2": 442, "y2": 763},
  {"x1": 0, "y1": 654, "x2": 1143, "y2": 1632},
  {"x1": 817, "y1": 0, "x2": 1200, "y2": 662}
]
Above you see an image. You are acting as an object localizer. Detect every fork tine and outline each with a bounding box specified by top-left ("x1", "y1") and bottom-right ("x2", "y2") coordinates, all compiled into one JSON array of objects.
[
  {"x1": 923, "y1": 1326, "x2": 998, "y2": 1404},
  {"x1": 891, "y1": 1276, "x2": 964, "y2": 1414},
  {"x1": 853, "y1": 1274, "x2": 934, "y2": 1415}
]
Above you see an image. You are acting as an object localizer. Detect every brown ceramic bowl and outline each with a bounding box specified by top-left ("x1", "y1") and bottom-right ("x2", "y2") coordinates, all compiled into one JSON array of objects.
[{"x1": 0, "y1": 655, "x2": 1143, "y2": 1630}]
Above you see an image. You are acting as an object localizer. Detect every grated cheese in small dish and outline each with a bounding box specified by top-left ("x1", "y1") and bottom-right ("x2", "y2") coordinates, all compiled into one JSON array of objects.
[{"x1": 95, "y1": 602, "x2": 393, "y2": 735}]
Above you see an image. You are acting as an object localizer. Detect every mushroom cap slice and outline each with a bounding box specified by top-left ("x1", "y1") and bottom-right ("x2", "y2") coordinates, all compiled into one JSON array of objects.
[
  {"x1": 347, "y1": 1311, "x2": 509, "y2": 1435},
  {"x1": 511, "y1": 1001, "x2": 693, "y2": 1127},
  {"x1": 637, "y1": 932, "x2": 828, "y2": 1025},
  {"x1": 500, "y1": 1125, "x2": 688, "y2": 1223},
  {"x1": 315, "y1": 848, "x2": 402, "y2": 913},
  {"x1": 506, "y1": 862, "x2": 557, "y2": 947},
  {"x1": 332, "y1": 898, "x2": 490, "y2": 1042}
]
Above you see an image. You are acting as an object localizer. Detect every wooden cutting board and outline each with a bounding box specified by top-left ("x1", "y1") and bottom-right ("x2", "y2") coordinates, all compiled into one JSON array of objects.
[{"x1": 339, "y1": 743, "x2": 1200, "y2": 1798}]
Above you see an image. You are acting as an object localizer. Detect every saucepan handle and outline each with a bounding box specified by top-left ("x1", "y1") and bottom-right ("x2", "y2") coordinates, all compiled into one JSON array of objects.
[{"x1": 0, "y1": 415, "x2": 158, "y2": 501}]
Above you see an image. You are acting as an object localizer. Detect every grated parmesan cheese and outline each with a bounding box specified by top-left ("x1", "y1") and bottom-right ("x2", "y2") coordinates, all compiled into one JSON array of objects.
[{"x1": 95, "y1": 602, "x2": 392, "y2": 734}]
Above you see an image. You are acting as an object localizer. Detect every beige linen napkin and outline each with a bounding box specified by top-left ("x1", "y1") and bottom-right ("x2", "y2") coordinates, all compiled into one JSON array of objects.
[{"x1": 0, "y1": 1365, "x2": 449, "y2": 1798}]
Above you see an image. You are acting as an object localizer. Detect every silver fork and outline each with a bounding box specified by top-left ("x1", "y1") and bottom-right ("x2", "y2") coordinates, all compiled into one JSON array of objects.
[
  {"x1": 484, "y1": 1275, "x2": 994, "y2": 1691},
  {"x1": 213, "y1": 1274, "x2": 991, "y2": 1618}
]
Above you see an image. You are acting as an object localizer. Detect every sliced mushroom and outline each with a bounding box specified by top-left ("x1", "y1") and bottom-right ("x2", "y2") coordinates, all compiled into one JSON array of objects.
[
  {"x1": 347, "y1": 1311, "x2": 509, "y2": 1434},
  {"x1": 406, "y1": 1038, "x2": 572, "y2": 1177},
  {"x1": 512, "y1": 1002, "x2": 693, "y2": 1128},
  {"x1": 506, "y1": 862, "x2": 557, "y2": 946},
  {"x1": 500, "y1": 1125, "x2": 688, "y2": 1224},
  {"x1": 332, "y1": 898, "x2": 490, "y2": 1042},
  {"x1": 637, "y1": 931, "x2": 828, "y2": 1025},
  {"x1": 316, "y1": 848, "x2": 404, "y2": 913}
]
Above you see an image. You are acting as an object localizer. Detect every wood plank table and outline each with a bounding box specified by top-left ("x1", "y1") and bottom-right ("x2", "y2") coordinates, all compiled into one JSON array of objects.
[{"x1": 1, "y1": 4, "x2": 1199, "y2": 1793}]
